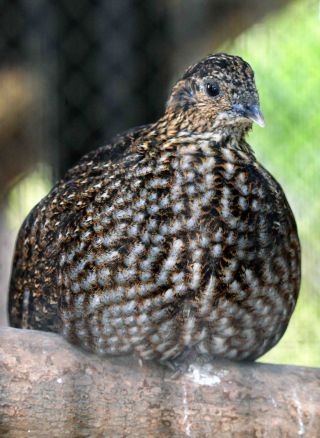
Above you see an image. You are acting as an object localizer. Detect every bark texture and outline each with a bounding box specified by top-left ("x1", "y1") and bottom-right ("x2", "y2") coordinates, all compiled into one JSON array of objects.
[{"x1": 0, "y1": 327, "x2": 319, "y2": 437}]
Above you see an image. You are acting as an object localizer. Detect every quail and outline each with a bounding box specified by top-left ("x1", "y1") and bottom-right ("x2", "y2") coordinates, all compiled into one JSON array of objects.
[{"x1": 8, "y1": 53, "x2": 301, "y2": 363}]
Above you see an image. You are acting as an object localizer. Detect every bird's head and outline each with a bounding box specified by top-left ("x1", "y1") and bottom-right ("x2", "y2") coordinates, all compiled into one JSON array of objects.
[{"x1": 166, "y1": 53, "x2": 264, "y2": 135}]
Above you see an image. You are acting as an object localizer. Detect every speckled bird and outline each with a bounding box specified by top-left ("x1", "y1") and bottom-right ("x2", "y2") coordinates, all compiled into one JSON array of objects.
[{"x1": 8, "y1": 53, "x2": 301, "y2": 364}]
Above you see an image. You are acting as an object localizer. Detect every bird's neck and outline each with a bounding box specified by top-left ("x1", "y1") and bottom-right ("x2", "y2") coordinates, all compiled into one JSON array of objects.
[{"x1": 135, "y1": 111, "x2": 253, "y2": 156}]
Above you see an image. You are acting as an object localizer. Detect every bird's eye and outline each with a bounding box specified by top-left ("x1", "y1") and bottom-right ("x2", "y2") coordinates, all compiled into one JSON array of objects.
[{"x1": 205, "y1": 80, "x2": 220, "y2": 98}]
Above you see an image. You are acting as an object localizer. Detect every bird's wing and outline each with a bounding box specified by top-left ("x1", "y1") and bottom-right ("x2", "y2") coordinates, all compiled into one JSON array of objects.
[
  {"x1": 8, "y1": 123, "x2": 151, "y2": 331},
  {"x1": 62, "y1": 123, "x2": 152, "y2": 183}
]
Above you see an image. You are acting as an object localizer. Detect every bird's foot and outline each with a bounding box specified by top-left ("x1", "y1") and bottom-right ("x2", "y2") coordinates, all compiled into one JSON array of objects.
[{"x1": 160, "y1": 348, "x2": 199, "y2": 379}]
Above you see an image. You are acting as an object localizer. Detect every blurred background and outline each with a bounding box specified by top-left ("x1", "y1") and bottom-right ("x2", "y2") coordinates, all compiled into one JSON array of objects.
[{"x1": 0, "y1": 0, "x2": 319, "y2": 367}]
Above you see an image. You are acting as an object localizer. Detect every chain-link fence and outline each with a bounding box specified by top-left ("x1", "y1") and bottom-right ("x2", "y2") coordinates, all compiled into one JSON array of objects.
[{"x1": 0, "y1": 1, "x2": 172, "y2": 178}]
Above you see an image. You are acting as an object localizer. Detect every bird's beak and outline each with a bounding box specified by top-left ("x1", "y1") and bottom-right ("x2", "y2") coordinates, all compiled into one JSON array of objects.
[{"x1": 232, "y1": 103, "x2": 265, "y2": 127}]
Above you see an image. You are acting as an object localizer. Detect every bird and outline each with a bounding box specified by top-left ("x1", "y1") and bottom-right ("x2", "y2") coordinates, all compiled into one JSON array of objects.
[{"x1": 8, "y1": 53, "x2": 301, "y2": 365}]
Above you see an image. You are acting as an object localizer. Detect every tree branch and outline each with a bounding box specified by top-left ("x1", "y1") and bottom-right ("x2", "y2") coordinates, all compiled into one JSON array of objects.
[{"x1": 0, "y1": 327, "x2": 319, "y2": 437}]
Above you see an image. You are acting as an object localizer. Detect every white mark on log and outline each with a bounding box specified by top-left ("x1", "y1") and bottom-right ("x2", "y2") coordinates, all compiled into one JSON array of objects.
[
  {"x1": 187, "y1": 365, "x2": 223, "y2": 386},
  {"x1": 270, "y1": 397, "x2": 278, "y2": 408},
  {"x1": 293, "y1": 389, "x2": 305, "y2": 435},
  {"x1": 56, "y1": 378, "x2": 63, "y2": 384},
  {"x1": 182, "y1": 383, "x2": 192, "y2": 438}
]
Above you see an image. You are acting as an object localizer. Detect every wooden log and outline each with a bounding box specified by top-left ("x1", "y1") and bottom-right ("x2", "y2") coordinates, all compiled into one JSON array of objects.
[{"x1": 0, "y1": 327, "x2": 319, "y2": 437}]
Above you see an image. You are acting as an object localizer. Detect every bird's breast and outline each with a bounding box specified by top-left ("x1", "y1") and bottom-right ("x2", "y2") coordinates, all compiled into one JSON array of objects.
[{"x1": 60, "y1": 144, "x2": 300, "y2": 361}]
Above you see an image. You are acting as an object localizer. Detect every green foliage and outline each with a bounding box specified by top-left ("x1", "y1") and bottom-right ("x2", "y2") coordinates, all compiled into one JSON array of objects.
[
  {"x1": 222, "y1": 0, "x2": 320, "y2": 366},
  {"x1": 6, "y1": 165, "x2": 51, "y2": 232}
]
